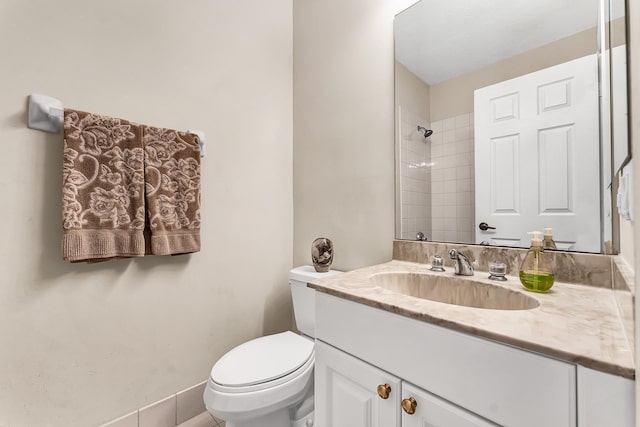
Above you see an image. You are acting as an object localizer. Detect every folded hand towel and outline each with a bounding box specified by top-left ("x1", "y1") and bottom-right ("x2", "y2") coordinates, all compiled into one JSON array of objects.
[
  {"x1": 62, "y1": 110, "x2": 146, "y2": 262},
  {"x1": 143, "y1": 126, "x2": 201, "y2": 255}
]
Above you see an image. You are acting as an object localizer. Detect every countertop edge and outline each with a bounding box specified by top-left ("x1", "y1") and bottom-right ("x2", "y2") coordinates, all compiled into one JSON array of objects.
[{"x1": 308, "y1": 282, "x2": 636, "y2": 380}]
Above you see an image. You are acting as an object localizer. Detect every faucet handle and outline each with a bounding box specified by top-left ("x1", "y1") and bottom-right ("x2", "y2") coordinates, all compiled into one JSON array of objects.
[
  {"x1": 429, "y1": 255, "x2": 445, "y2": 272},
  {"x1": 488, "y1": 261, "x2": 507, "y2": 281}
]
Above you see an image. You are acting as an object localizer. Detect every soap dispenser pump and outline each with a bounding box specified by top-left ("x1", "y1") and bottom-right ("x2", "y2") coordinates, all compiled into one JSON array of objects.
[
  {"x1": 519, "y1": 231, "x2": 555, "y2": 292},
  {"x1": 543, "y1": 227, "x2": 557, "y2": 250}
]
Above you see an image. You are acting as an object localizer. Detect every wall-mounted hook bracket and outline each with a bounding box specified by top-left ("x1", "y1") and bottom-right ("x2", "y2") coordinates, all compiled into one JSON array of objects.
[
  {"x1": 188, "y1": 129, "x2": 206, "y2": 158},
  {"x1": 27, "y1": 93, "x2": 63, "y2": 133}
]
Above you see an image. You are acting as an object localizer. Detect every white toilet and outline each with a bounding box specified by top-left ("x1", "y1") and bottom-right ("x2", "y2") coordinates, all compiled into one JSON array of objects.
[{"x1": 204, "y1": 266, "x2": 341, "y2": 427}]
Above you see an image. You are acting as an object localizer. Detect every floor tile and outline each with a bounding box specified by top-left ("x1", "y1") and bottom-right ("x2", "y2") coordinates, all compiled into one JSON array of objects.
[
  {"x1": 211, "y1": 413, "x2": 225, "y2": 427},
  {"x1": 177, "y1": 381, "x2": 207, "y2": 424},
  {"x1": 139, "y1": 394, "x2": 177, "y2": 427},
  {"x1": 98, "y1": 410, "x2": 138, "y2": 427},
  {"x1": 176, "y1": 411, "x2": 217, "y2": 427}
]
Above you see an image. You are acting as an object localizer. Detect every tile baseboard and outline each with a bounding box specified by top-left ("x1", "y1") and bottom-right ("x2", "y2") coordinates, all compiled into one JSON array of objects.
[{"x1": 100, "y1": 380, "x2": 213, "y2": 427}]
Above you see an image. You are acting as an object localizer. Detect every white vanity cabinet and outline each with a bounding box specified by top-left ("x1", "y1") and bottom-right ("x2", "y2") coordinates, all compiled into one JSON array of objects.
[
  {"x1": 315, "y1": 340, "x2": 400, "y2": 426},
  {"x1": 316, "y1": 338, "x2": 498, "y2": 427},
  {"x1": 314, "y1": 292, "x2": 634, "y2": 427},
  {"x1": 401, "y1": 382, "x2": 497, "y2": 427}
]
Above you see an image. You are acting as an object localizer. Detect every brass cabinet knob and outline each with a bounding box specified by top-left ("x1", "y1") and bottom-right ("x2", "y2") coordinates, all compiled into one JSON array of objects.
[
  {"x1": 377, "y1": 383, "x2": 391, "y2": 399},
  {"x1": 402, "y1": 397, "x2": 417, "y2": 414}
]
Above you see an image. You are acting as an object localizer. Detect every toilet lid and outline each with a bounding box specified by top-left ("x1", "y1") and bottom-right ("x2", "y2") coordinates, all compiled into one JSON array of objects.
[{"x1": 211, "y1": 331, "x2": 314, "y2": 387}]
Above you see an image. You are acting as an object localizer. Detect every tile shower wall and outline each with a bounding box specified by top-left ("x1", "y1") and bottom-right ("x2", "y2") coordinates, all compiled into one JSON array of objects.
[
  {"x1": 399, "y1": 108, "x2": 431, "y2": 240},
  {"x1": 430, "y1": 113, "x2": 475, "y2": 243}
]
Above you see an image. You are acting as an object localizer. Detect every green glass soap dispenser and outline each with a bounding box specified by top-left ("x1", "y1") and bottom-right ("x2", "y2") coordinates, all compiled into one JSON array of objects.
[{"x1": 519, "y1": 231, "x2": 555, "y2": 292}]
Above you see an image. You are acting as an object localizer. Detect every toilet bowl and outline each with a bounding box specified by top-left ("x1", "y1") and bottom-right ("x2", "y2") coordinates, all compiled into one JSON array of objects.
[{"x1": 204, "y1": 266, "x2": 342, "y2": 427}]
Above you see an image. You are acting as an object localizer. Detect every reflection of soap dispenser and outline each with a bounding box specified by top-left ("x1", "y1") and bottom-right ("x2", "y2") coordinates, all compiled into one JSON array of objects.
[
  {"x1": 519, "y1": 231, "x2": 555, "y2": 292},
  {"x1": 543, "y1": 227, "x2": 557, "y2": 250}
]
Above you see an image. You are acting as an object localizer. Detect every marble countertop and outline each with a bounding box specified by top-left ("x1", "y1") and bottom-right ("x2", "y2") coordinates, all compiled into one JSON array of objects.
[{"x1": 308, "y1": 260, "x2": 635, "y2": 379}]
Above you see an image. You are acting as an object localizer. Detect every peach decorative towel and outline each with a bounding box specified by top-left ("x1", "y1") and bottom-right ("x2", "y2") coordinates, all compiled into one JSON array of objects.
[
  {"x1": 62, "y1": 109, "x2": 201, "y2": 262},
  {"x1": 62, "y1": 110, "x2": 146, "y2": 262},
  {"x1": 143, "y1": 126, "x2": 201, "y2": 255}
]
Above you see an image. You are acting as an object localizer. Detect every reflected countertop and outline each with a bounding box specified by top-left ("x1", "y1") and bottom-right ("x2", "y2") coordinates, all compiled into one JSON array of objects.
[{"x1": 308, "y1": 260, "x2": 635, "y2": 379}]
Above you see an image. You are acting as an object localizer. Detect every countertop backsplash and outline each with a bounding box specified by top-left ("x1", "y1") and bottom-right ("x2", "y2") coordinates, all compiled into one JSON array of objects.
[{"x1": 393, "y1": 240, "x2": 614, "y2": 289}]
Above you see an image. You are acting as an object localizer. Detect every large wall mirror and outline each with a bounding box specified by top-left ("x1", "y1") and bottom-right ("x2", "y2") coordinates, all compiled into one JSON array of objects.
[{"x1": 394, "y1": 0, "x2": 629, "y2": 253}]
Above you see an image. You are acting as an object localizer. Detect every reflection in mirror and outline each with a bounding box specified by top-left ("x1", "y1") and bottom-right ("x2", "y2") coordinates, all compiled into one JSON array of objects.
[{"x1": 394, "y1": 0, "x2": 627, "y2": 253}]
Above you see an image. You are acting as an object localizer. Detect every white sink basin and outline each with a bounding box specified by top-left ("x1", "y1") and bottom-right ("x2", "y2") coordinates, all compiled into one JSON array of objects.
[{"x1": 370, "y1": 272, "x2": 539, "y2": 310}]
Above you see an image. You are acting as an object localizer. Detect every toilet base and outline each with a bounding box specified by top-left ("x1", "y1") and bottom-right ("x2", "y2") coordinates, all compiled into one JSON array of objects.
[
  {"x1": 292, "y1": 409, "x2": 314, "y2": 427},
  {"x1": 221, "y1": 387, "x2": 315, "y2": 427}
]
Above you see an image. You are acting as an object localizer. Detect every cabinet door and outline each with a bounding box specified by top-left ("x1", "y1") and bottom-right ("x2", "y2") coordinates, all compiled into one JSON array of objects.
[
  {"x1": 401, "y1": 382, "x2": 498, "y2": 427},
  {"x1": 315, "y1": 340, "x2": 401, "y2": 427},
  {"x1": 577, "y1": 366, "x2": 635, "y2": 427}
]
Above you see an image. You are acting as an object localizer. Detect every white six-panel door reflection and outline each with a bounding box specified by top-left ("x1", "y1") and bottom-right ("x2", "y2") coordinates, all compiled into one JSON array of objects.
[{"x1": 474, "y1": 54, "x2": 600, "y2": 252}]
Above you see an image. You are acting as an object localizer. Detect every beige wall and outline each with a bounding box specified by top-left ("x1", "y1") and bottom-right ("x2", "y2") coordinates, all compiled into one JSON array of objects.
[
  {"x1": 622, "y1": 6, "x2": 638, "y2": 273},
  {"x1": 430, "y1": 26, "x2": 598, "y2": 121},
  {"x1": 428, "y1": 19, "x2": 625, "y2": 122},
  {"x1": 293, "y1": 0, "x2": 395, "y2": 271},
  {"x1": 619, "y1": 216, "x2": 635, "y2": 267},
  {"x1": 629, "y1": 0, "x2": 640, "y2": 416},
  {"x1": 395, "y1": 61, "x2": 431, "y2": 123},
  {"x1": 0, "y1": 1, "x2": 293, "y2": 426},
  {"x1": 630, "y1": 0, "x2": 640, "y2": 266}
]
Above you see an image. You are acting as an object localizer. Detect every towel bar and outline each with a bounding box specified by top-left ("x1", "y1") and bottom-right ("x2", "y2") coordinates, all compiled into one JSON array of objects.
[{"x1": 26, "y1": 93, "x2": 206, "y2": 157}]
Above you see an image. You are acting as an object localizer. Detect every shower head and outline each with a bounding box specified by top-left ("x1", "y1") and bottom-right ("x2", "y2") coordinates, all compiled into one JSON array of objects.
[{"x1": 417, "y1": 125, "x2": 433, "y2": 138}]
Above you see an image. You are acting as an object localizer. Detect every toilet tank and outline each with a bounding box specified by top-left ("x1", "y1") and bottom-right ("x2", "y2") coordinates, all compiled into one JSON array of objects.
[{"x1": 290, "y1": 266, "x2": 342, "y2": 338}]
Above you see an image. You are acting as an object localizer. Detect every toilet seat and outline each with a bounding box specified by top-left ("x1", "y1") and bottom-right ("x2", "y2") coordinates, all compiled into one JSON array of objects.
[
  {"x1": 204, "y1": 332, "x2": 316, "y2": 422},
  {"x1": 208, "y1": 352, "x2": 314, "y2": 394},
  {"x1": 210, "y1": 331, "x2": 314, "y2": 393}
]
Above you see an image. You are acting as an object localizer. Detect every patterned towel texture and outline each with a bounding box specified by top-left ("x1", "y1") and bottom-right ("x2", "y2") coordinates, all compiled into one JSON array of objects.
[{"x1": 62, "y1": 109, "x2": 201, "y2": 262}]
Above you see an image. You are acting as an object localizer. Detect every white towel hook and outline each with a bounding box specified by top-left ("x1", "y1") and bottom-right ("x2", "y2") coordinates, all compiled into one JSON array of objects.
[
  {"x1": 28, "y1": 93, "x2": 63, "y2": 133},
  {"x1": 188, "y1": 129, "x2": 206, "y2": 158}
]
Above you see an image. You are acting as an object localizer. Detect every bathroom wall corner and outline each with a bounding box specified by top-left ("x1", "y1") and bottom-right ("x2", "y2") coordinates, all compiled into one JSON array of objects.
[{"x1": 293, "y1": 0, "x2": 396, "y2": 272}]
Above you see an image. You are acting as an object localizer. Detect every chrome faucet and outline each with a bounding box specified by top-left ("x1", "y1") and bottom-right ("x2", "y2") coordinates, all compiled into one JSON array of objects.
[{"x1": 448, "y1": 249, "x2": 474, "y2": 276}]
